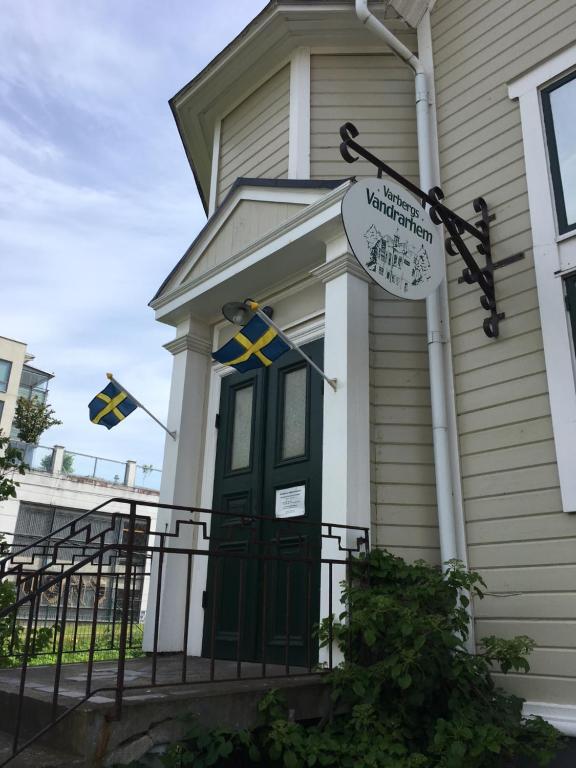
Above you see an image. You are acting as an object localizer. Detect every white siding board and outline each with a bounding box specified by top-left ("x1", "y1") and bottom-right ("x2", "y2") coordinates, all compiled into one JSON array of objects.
[
  {"x1": 434, "y1": 0, "x2": 545, "y2": 68},
  {"x1": 451, "y1": 289, "x2": 540, "y2": 338},
  {"x1": 468, "y1": 539, "x2": 576, "y2": 569},
  {"x1": 490, "y1": 673, "x2": 576, "y2": 706},
  {"x1": 459, "y1": 417, "x2": 553, "y2": 457},
  {"x1": 477, "y1": 620, "x2": 576, "y2": 648},
  {"x1": 217, "y1": 66, "x2": 290, "y2": 203},
  {"x1": 469, "y1": 512, "x2": 576, "y2": 547},
  {"x1": 374, "y1": 463, "x2": 436, "y2": 486},
  {"x1": 461, "y1": 441, "x2": 557, "y2": 480},
  {"x1": 463, "y1": 465, "x2": 559, "y2": 500},
  {"x1": 376, "y1": 505, "x2": 437, "y2": 527},
  {"x1": 371, "y1": 351, "x2": 430, "y2": 370},
  {"x1": 474, "y1": 594, "x2": 576, "y2": 621},
  {"x1": 456, "y1": 372, "x2": 550, "y2": 415},
  {"x1": 310, "y1": 53, "x2": 418, "y2": 181},
  {"x1": 373, "y1": 387, "x2": 431, "y2": 408},
  {"x1": 457, "y1": 395, "x2": 551, "y2": 435},
  {"x1": 371, "y1": 368, "x2": 430, "y2": 389},
  {"x1": 465, "y1": 488, "x2": 562, "y2": 522},
  {"x1": 375, "y1": 524, "x2": 440, "y2": 548},
  {"x1": 380, "y1": 546, "x2": 441, "y2": 565},
  {"x1": 433, "y1": 0, "x2": 576, "y2": 703},
  {"x1": 372, "y1": 423, "x2": 435, "y2": 445},
  {"x1": 453, "y1": 330, "x2": 544, "y2": 376},
  {"x1": 449, "y1": 267, "x2": 537, "y2": 320}
]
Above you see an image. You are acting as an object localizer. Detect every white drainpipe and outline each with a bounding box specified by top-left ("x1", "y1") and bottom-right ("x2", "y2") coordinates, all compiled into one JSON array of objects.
[{"x1": 355, "y1": 0, "x2": 459, "y2": 567}]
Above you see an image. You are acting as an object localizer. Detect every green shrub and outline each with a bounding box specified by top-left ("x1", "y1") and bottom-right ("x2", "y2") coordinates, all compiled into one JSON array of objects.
[{"x1": 158, "y1": 550, "x2": 564, "y2": 767}]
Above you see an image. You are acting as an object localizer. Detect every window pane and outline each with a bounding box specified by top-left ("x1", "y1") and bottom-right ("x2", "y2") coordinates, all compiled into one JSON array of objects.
[
  {"x1": 545, "y1": 74, "x2": 576, "y2": 230},
  {"x1": 281, "y1": 367, "x2": 307, "y2": 460},
  {"x1": 230, "y1": 385, "x2": 253, "y2": 470},
  {"x1": 0, "y1": 359, "x2": 12, "y2": 393}
]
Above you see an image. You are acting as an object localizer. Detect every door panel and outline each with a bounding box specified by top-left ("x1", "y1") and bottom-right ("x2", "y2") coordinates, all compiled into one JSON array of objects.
[
  {"x1": 203, "y1": 340, "x2": 323, "y2": 666},
  {"x1": 261, "y1": 341, "x2": 323, "y2": 666},
  {"x1": 202, "y1": 368, "x2": 265, "y2": 660}
]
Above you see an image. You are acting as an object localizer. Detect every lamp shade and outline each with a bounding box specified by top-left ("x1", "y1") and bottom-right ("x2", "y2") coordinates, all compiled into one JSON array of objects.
[{"x1": 222, "y1": 301, "x2": 255, "y2": 326}]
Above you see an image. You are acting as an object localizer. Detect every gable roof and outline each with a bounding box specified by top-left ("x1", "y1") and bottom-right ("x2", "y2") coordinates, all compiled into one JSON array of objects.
[
  {"x1": 151, "y1": 177, "x2": 349, "y2": 304},
  {"x1": 169, "y1": 1, "x2": 408, "y2": 211}
]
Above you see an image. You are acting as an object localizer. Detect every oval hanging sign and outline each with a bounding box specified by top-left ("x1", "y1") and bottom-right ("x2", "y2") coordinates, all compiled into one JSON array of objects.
[{"x1": 341, "y1": 178, "x2": 444, "y2": 300}]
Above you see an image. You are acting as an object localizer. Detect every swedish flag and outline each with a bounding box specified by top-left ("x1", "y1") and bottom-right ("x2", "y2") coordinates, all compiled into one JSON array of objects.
[
  {"x1": 88, "y1": 381, "x2": 138, "y2": 429},
  {"x1": 212, "y1": 315, "x2": 290, "y2": 373}
]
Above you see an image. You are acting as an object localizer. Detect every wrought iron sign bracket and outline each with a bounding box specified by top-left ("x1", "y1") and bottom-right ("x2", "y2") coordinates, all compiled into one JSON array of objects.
[{"x1": 339, "y1": 122, "x2": 525, "y2": 338}]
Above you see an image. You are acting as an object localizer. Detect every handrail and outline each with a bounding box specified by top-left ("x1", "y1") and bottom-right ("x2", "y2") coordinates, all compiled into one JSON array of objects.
[
  {"x1": 0, "y1": 496, "x2": 370, "y2": 766},
  {"x1": 0, "y1": 497, "x2": 369, "y2": 572}
]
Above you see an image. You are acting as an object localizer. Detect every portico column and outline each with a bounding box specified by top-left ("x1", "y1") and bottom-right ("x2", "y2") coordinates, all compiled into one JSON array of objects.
[
  {"x1": 311, "y1": 234, "x2": 371, "y2": 661},
  {"x1": 143, "y1": 317, "x2": 211, "y2": 652}
]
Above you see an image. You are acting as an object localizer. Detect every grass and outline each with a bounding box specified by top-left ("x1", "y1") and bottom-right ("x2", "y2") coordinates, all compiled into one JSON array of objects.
[{"x1": 1, "y1": 622, "x2": 144, "y2": 668}]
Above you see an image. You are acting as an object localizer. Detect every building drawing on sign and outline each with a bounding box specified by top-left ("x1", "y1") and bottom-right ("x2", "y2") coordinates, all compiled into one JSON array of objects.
[{"x1": 364, "y1": 224, "x2": 431, "y2": 294}]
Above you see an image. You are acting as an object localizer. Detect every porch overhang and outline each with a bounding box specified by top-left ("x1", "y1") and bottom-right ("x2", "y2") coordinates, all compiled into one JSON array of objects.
[{"x1": 150, "y1": 179, "x2": 352, "y2": 327}]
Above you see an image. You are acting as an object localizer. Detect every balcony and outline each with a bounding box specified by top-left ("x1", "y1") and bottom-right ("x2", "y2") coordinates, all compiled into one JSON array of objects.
[{"x1": 11, "y1": 443, "x2": 161, "y2": 491}]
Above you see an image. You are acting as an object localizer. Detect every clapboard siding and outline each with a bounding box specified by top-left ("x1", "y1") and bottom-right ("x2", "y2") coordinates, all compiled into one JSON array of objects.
[
  {"x1": 432, "y1": 0, "x2": 576, "y2": 704},
  {"x1": 370, "y1": 285, "x2": 439, "y2": 563},
  {"x1": 477, "y1": 620, "x2": 576, "y2": 648},
  {"x1": 217, "y1": 66, "x2": 290, "y2": 204},
  {"x1": 310, "y1": 53, "x2": 418, "y2": 181}
]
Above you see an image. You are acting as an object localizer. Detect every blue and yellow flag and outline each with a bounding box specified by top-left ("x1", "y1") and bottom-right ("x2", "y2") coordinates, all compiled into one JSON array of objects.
[
  {"x1": 88, "y1": 381, "x2": 138, "y2": 430},
  {"x1": 212, "y1": 315, "x2": 290, "y2": 373}
]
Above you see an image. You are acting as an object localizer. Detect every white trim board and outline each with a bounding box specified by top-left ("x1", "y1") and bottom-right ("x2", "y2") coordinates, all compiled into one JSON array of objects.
[
  {"x1": 524, "y1": 702, "x2": 576, "y2": 737},
  {"x1": 508, "y1": 43, "x2": 576, "y2": 513},
  {"x1": 288, "y1": 47, "x2": 311, "y2": 180},
  {"x1": 208, "y1": 120, "x2": 221, "y2": 217}
]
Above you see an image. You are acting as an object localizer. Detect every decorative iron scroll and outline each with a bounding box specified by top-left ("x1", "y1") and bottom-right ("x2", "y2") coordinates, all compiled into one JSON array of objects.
[{"x1": 339, "y1": 122, "x2": 525, "y2": 338}]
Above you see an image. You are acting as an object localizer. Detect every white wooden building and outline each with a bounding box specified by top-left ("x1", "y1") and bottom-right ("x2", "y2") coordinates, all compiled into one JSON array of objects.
[{"x1": 146, "y1": 0, "x2": 576, "y2": 734}]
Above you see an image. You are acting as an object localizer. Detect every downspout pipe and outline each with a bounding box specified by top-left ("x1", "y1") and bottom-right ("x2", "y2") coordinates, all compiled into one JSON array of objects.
[{"x1": 355, "y1": 0, "x2": 459, "y2": 567}]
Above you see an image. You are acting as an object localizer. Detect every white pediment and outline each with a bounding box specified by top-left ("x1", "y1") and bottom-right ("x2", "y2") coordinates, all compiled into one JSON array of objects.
[
  {"x1": 179, "y1": 199, "x2": 306, "y2": 287},
  {"x1": 154, "y1": 182, "x2": 344, "y2": 303}
]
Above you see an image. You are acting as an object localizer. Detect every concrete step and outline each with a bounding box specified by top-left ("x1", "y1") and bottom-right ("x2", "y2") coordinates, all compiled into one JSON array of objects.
[
  {"x1": 0, "y1": 731, "x2": 86, "y2": 768},
  {"x1": 0, "y1": 657, "x2": 331, "y2": 767}
]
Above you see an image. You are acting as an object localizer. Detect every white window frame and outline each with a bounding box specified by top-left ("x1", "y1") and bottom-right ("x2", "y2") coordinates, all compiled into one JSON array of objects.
[{"x1": 509, "y1": 44, "x2": 576, "y2": 513}]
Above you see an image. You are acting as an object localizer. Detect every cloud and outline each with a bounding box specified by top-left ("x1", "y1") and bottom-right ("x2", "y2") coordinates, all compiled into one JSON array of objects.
[{"x1": 0, "y1": 0, "x2": 268, "y2": 468}]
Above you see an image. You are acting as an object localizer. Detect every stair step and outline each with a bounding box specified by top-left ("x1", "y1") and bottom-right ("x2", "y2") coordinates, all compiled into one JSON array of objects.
[{"x1": 0, "y1": 732, "x2": 86, "y2": 768}]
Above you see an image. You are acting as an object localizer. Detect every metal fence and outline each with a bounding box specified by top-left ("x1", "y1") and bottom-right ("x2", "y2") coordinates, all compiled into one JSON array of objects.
[
  {"x1": 9, "y1": 443, "x2": 162, "y2": 489},
  {"x1": 135, "y1": 464, "x2": 161, "y2": 490},
  {"x1": 0, "y1": 498, "x2": 369, "y2": 766}
]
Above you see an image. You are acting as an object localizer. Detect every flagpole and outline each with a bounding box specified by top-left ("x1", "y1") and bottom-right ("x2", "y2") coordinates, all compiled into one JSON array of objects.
[
  {"x1": 246, "y1": 302, "x2": 338, "y2": 391},
  {"x1": 106, "y1": 373, "x2": 177, "y2": 440}
]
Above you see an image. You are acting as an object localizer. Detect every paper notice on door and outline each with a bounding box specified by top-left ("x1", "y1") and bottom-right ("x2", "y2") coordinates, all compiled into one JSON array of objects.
[{"x1": 275, "y1": 485, "x2": 306, "y2": 518}]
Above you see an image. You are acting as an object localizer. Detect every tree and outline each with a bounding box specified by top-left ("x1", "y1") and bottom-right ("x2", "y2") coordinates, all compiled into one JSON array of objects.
[
  {"x1": 40, "y1": 452, "x2": 75, "y2": 474},
  {"x1": 0, "y1": 430, "x2": 27, "y2": 501},
  {"x1": 0, "y1": 433, "x2": 53, "y2": 668},
  {"x1": 13, "y1": 397, "x2": 62, "y2": 445}
]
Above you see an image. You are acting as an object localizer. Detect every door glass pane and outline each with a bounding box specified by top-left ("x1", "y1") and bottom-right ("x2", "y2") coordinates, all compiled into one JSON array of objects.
[
  {"x1": 230, "y1": 385, "x2": 253, "y2": 470},
  {"x1": 281, "y1": 367, "x2": 307, "y2": 459}
]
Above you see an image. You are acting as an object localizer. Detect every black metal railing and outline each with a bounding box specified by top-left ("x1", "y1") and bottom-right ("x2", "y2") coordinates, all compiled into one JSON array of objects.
[{"x1": 0, "y1": 498, "x2": 369, "y2": 765}]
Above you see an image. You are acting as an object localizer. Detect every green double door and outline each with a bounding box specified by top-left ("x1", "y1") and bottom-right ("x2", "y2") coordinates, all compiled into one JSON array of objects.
[{"x1": 202, "y1": 340, "x2": 324, "y2": 667}]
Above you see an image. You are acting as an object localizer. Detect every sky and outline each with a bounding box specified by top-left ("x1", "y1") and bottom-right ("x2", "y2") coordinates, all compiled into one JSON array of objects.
[{"x1": 0, "y1": 0, "x2": 267, "y2": 471}]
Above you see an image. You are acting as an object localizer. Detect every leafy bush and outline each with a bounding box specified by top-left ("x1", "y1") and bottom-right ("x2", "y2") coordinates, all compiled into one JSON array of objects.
[
  {"x1": 13, "y1": 397, "x2": 61, "y2": 445},
  {"x1": 0, "y1": 533, "x2": 56, "y2": 668},
  {"x1": 0, "y1": 430, "x2": 27, "y2": 501},
  {"x1": 157, "y1": 550, "x2": 564, "y2": 767}
]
